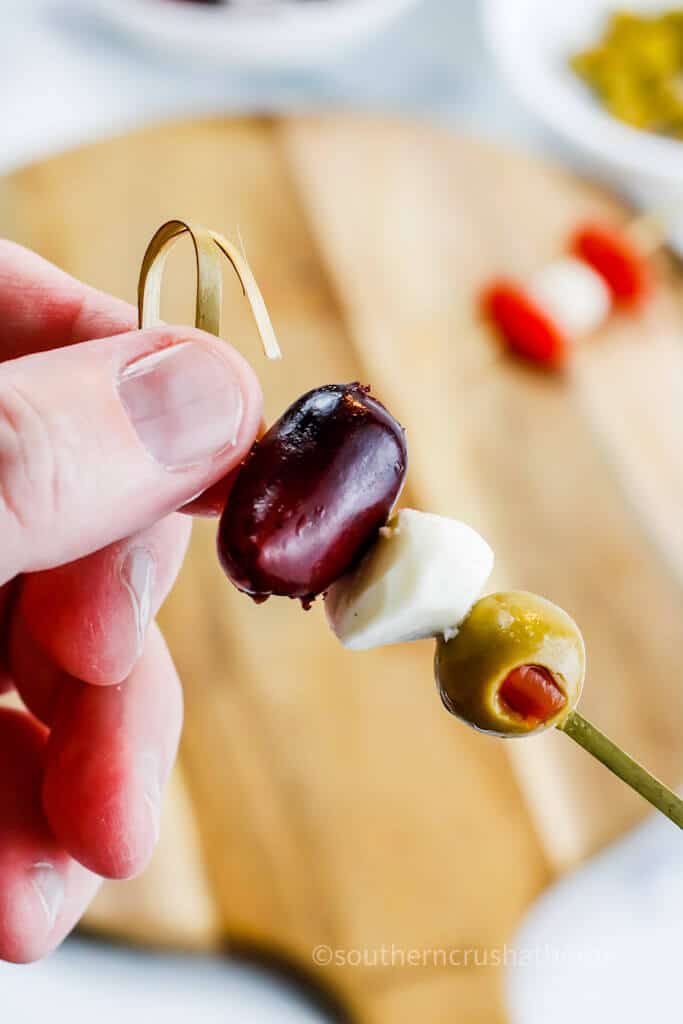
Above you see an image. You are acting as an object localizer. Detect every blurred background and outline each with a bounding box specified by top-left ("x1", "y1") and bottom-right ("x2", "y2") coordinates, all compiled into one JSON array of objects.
[
  {"x1": 2, "y1": 1, "x2": 683, "y2": 1022},
  {"x1": 1, "y1": 0, "x2": 535, "y2": 173}
]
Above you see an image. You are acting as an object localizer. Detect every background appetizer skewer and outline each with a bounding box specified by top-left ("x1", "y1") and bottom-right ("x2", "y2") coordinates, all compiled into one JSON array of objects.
[
  {"x1": 482, "y1": 216, "x2": 659, "y2": 369},
  {"x1": 138, "y1": 219, "x2": 683, "y2": 832}
]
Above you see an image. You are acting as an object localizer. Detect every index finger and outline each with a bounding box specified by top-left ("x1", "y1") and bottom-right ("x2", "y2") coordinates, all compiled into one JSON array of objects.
[{"x1": 0, "y1": 239, "x2": 135, "y2": 360}]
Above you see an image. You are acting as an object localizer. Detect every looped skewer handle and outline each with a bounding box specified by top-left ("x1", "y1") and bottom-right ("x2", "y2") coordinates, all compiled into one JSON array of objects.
[{"x1": 137, "y1": 219, "x2": 281, "y2": 359}]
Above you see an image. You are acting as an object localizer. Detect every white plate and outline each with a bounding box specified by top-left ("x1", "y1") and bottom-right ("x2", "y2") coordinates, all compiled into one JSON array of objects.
[
  {"x1": 507, "y1": 805, "x2": 683, "y2": 1024},
  {"x1": 0, "y1": 938, "x2": 327, "y2": 1022},
  {"x1": 86, "y1": 0, "x2": 421, "y2": 68},
  {"x1": 481, "y1": 0, "x2": 683, "y2": 249}
]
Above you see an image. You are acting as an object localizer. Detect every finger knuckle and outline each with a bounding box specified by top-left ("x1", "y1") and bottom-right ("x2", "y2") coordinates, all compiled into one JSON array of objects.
[{"x1": 0, "y1": 380, "x2": 65, "y2": 534}]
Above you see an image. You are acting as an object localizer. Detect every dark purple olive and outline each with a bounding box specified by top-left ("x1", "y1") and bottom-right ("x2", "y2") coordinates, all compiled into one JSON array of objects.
[{"x1": 217, "y1": 383, "x2": 407, "y2": 604}]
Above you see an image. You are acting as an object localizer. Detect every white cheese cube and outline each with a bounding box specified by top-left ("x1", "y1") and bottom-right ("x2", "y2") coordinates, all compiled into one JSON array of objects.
[
  {"x1": 325, "y1": 509, "x2": 494, "y2": 651},
  {"x1": 528, "y1": 257, "x2": 611, "y2": 338}
]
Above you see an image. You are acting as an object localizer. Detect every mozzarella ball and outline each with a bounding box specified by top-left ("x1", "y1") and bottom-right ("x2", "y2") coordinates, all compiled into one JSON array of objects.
[
  {"x1": 325, "y1": 509, "x2": 494, "y2": 651},
  {"x1": 528, "y1": 257, "x2": 612, "y2": 339}
]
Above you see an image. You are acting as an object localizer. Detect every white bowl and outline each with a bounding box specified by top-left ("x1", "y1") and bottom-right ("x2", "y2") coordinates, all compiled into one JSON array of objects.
[
  {"x1": 481, "y1": 0, "x2": 683, "y2": 251},
  {"x1": 86, "y1": 0, "x2": 420, "y2": 68}
]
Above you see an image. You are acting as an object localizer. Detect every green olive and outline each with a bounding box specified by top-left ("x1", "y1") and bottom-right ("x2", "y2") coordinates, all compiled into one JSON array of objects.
[
  {"x1": 570, "y1": 10, "x2": 683, "y2": 139},
  {"x1": 434, "y1": 591, "x2": 585, "y2": 737}
]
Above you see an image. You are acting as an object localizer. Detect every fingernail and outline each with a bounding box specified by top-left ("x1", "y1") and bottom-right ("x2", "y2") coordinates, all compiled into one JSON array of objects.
[
  {"x1": 120, "y1": 547, "x2": 155, "y2": 658},
  {"x1": 137, "y1": 752, "x2": 162, "y2": 844},
  {"x1": 30, "y1": 862, "x2": 64, "y2": 932},
  {"x1": 118, "y1": 343, "x2": 244, "y2": 469}
]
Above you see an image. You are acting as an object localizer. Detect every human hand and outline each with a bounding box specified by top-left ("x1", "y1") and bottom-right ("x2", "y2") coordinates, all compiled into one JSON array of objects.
[{"x1": 0, "y1": 241, "x2": 262, "y2": 963}]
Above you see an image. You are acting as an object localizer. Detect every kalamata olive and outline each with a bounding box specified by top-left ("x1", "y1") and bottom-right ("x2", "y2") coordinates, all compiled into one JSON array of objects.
[
  {"x1": 217, "y1": 383, "x2": 407, "y2": 604},
  {"x1": 435, "y1": 591, "x2": 585, "y2": 736}
]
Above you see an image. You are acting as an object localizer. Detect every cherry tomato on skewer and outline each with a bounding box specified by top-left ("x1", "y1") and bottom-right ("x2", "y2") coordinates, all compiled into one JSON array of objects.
[
  {"x1": 571, "y1": 222, "x2": 651, "y2": 308},
  {"x1": 481, "y1": 280, "x2": 569, "y2": 370}
]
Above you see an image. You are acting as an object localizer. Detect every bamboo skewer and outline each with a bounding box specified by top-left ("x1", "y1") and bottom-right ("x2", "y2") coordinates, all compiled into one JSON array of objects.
[{"x1": 559, "y1": 710, "x2": 683, "y2": 828}]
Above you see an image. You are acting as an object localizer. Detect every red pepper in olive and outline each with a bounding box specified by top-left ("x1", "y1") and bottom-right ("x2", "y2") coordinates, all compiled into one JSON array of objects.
[
  {"x1": 217, "y1": 383, "x2": 407, "y2": 605},
  {"x1": 498, "y1": 665, "x2": 567, "y2": 725}
]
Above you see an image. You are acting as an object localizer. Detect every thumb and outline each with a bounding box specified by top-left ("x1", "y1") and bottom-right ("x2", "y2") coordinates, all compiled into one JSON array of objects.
[{"x1": 0, "y1": 326, "x2": 261, "y2": 583}]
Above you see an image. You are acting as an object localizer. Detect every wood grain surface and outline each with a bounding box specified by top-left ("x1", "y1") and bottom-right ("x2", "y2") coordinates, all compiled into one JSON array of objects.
[{"x1": 2, "y1": 114, "x2": 682, "y2": 1023}]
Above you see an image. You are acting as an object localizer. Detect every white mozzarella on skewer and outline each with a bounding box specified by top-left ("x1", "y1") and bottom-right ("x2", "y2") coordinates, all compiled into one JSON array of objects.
[
  {"x1": 528, "y1": 257, "x2": 612, "y2": 339},
  {"x1": 325, "y1": 509, "x2": 494, "y2": 651}
]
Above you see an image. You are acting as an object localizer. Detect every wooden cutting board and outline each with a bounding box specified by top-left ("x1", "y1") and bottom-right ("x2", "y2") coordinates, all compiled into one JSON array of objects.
[{"x1": 2, "y1": 114, "x2": 683, "y2": 1023}]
